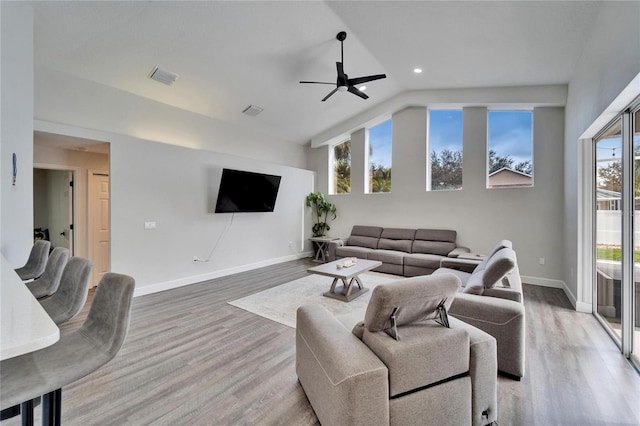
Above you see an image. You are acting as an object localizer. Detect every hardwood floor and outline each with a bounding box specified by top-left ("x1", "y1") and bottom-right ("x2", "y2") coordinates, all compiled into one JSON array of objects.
[{"x1": 3, "y1": 258, "x2": 639, "y2": 425}]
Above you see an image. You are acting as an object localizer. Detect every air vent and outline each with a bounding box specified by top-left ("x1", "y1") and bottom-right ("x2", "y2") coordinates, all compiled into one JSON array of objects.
[
  {"x1": 148, "y1": 66, "x2": 179, "y2": 86},
  {"x1": 242, "y1": 105, "x2": 264, "y2": 117}
]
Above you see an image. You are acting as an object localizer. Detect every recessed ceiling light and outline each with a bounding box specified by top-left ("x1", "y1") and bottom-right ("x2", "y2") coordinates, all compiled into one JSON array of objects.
[
  {"x1": 359, "y1": 86, "x2": 367, "y2": 91},
  {"x1": 414, "y1": 68, "x2": 423, "y2": 74}
]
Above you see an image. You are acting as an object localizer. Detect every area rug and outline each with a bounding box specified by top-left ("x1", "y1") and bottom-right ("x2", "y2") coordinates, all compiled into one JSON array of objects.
[{"x1": 227, "y1": 272, "x2": 399, "y2": 328}]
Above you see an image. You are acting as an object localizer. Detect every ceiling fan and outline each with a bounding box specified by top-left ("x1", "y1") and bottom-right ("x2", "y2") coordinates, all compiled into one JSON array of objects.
[{"x1": 300, "y1": 31, "x2": 387, "y2": 102}]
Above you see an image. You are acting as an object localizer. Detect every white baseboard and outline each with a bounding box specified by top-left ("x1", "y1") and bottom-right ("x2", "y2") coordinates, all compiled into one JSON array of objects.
[
  {"x1": 133, "y1": 251, "x2": 313, "y2": 297},
  {"x1": 521, "y1": 275, "x2": 564, "y2": 288}
]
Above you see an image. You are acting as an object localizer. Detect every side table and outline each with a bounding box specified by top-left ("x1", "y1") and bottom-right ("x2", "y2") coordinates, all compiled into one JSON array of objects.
[{"x1": 309, "y1": 237, "x2": 339, "y2": 263}]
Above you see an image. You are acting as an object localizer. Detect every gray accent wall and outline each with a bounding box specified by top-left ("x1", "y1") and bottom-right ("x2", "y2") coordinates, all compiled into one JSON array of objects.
[{"x1": 310, "y1": 105, "x2": 565, "y2": 287}]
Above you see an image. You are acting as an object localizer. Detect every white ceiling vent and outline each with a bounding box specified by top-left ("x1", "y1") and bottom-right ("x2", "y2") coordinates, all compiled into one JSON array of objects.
[
  {"x1": 242, "y1": 104, "x2": 264, "y2": 117},
  {"x1": 148, "y1": 66, "x2": 179, "y2": 86}
]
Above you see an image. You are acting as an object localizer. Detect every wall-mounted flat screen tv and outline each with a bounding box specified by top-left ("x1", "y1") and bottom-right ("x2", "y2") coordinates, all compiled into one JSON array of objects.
[{"x1": 215, "y1": 168, "x2": 282, "y2": 213}]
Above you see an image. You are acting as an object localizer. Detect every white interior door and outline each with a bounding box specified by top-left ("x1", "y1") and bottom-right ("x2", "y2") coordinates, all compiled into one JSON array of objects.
[{"x1": 89, "y1": 172, "x2": 110, "y2": 287}]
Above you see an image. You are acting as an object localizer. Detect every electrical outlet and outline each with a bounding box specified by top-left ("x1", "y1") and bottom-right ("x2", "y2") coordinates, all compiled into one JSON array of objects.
[
  {"x1": 144, "y1": 221, "x2": 157, "y2": 230},
  {"x1": 192, "y1": 256, "x2": 198, "y2": 262},
  {"x1": 539, "y1": 257, "x2": 545, "y2": 265}
]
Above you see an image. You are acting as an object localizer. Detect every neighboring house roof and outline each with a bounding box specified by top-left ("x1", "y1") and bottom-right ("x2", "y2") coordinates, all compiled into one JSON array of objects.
[
  {"x1": 487, "y1": 168, "x2": 532, "y2": 188},
  {"x1": 596, "y1": 188, "x2": 621, "y2": 201}
]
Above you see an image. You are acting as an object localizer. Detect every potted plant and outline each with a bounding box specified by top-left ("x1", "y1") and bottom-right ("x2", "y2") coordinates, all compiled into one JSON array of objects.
[{"x1": 306, "y1": 192, "x2": 337, "y2": 237}]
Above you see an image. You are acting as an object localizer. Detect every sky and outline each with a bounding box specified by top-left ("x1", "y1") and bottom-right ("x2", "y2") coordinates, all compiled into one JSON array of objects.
[
  {"x1": 368, "y1": 119, "x2": 392, "y2": 168},
  {"x1": 367, "y1": 110, "x2": 534, "y2": 169},
  {"x1": 487, "y1": 110, "x2": 533, "y2": 165}
]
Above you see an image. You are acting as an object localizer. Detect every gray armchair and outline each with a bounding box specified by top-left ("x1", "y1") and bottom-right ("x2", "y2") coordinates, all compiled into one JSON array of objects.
[{"x1": 296, "y1": 273, "x2": 498, "y2": 426}]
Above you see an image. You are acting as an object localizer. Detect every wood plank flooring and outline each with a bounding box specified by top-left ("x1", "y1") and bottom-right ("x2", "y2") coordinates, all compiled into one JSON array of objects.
[{"x1": 3, "y1": 258, "x2": 639, "y2": 425}]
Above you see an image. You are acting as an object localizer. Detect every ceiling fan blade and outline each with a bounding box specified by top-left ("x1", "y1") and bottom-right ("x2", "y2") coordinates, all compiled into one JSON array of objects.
[
  {"x1": 348, "y1": 85, "x2": 369, "y2": 100},
  {"x1": 348, "y1": 74, "x2": 387, "y2": 86},
  {"x1": 300, "y1": 81, "x2": 335, "y2": 85},
  {"x1": 321, "y1": 88, "x2": 339, "y2": 102}
]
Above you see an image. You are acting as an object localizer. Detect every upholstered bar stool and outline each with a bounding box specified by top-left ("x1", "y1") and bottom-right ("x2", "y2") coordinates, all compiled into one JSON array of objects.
[
  {"x1": 26, "y1": 247, "x2": 70, "y2": 299},
  {"x1": 0, "y1": 273, "x2": 135, "y2": 426},
  {"x1": 15, "y1": 240, "x2": 51, "y2": 281},
  {"x1": 39, "y1": 257, "x2": 93, "y2": 325}
]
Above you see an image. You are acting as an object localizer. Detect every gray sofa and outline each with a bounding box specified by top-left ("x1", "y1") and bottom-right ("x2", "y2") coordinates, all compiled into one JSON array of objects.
[
  {"x1": 434, "y1": 240, "x2": 526, "y2": 379},
  {"x1": 328, "y1": 225, "x2": 469, "y2": 276},
  {"x1": 296, "y1": 273, "x2": 497, "y2": 426}
]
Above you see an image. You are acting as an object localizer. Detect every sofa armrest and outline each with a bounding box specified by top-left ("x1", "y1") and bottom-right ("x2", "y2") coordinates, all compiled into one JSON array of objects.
[
  {"x1": 327, "y1": 240, "x2": 345, "y2": 262},
  {"x1": 449, "y1": 317, "x2": 498, "y2": 426},
  {"x1": 296, "y1": 304, "x2": 389, "y2": 425},
  {"x1": 450, "y1": 293, "x2": 525, "y2": 378},
  {"x1": 440, "y1": 257, "x2": 480, "y2": 274},
  {"x1": 448, "y1": 246, "x2": 471, "y2": 258}
]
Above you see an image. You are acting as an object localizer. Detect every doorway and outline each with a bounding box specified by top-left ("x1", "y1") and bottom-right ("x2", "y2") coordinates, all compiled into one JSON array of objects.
[
  {"x1": 33, "y1": 131, "x2": 111, "y2": 287},
  {"x1": 33, "y1": 168, "x2": 75, "y2": 253}
]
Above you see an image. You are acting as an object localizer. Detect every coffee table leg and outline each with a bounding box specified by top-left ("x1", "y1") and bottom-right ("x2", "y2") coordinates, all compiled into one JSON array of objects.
[{"x1": 329, "y1": 277, "x2": 339, "y2": 293}]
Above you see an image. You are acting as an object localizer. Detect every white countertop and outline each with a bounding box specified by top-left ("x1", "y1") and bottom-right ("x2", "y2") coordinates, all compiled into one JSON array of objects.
[{"x1": 1, "y1": 254, "x2": 59, "y2": 360}]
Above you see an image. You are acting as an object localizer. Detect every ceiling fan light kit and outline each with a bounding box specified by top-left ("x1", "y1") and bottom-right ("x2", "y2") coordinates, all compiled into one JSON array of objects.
[{"x1": 300, "y1": 31, "x2": 386, "y2": 102}]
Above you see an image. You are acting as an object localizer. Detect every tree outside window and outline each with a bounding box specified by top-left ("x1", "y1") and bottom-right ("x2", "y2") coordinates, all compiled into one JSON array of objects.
[
  {"x1": 428, "y1": 110, "x2": 463, "y2": 191},
  {"x1": 368, "y1": 120, "x2": 392, "y2": 193},
  {"x1": 332, "y1": 140, "x2": 351, "y2": 194},
  {"x1": 487, "y1": 111, "x2": 533, "y2": 188}
]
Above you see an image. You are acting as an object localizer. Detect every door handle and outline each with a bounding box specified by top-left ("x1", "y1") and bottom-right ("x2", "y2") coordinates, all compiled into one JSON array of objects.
[{"x1": 60, "y1": 231, "x2": 66, "y2": 236}]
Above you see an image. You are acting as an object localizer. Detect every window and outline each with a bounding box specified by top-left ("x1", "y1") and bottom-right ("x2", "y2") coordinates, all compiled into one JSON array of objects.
[
  {"x1": 428, "y1": 110, "x2": 463, "y2": 191},
  {"x1": 331, "y1": 140, "x2": 351, "y2": 194},
  {"x1": 367, "y1": 119, "x2": 392, "y2": 193},
  {"x1": 487, "y1": 110, "x2": 533, "y2": 188}
]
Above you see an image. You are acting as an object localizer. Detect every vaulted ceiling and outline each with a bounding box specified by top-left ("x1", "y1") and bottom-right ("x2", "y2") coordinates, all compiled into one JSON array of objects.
[{"x1": 30, "y1": 1, "x2": 602, "y2": 146}]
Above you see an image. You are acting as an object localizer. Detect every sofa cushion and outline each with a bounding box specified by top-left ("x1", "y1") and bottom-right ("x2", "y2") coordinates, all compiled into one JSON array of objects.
[
  {"x1": 412, "y1": 240, "x2": 456, "y2": 256},
  {"x1": 363, "y1": 274, "x2": 461, "y2": 333},
  {"x1": 336, "y1": 245, "x2": 375, "y2": 259},
  {"x1": 380, "y1": 228, "x2": 417, "y2": 240},
  {"x1": 363, "y1": 322, "x2": 469, "y2": 397},
  {"x1": 351, "y1": 225, "x2": 384, "y2": 238},
  {"x1": 378, "y1": 238, "x2": 413, "y2": 253},
  {"x1": 404, "y1": 253, "x2": 444, "y2": 270},
  {"x1": 347, "y1": 235, "x2": 379, "y2": 249},
  {"x1": 415, "y1": 229, "x2": 457, "y2": 243},
  {"x1": 368, "y1": 250, "x2": 406, "y2": 265},
  {"x1": 476, "y1": 239, "x2": 513, "y2": 272},
  {"x1": 482, "y1": 248, "x2": 516, "y2": 288}
]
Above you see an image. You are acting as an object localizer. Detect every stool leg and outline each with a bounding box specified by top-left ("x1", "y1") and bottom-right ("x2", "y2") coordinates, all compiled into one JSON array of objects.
[
  {"x1": 20, "y1": 400, "x2": 33, "y2": 426},
  {"x1": 42, "y1": 389, "x2": 61, "y2": 426}
]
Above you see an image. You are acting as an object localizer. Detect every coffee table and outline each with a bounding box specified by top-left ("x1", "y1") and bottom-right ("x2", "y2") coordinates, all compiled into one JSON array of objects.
[{"x1": 307, "y1": 258, "x2": 382, "y2": 302}]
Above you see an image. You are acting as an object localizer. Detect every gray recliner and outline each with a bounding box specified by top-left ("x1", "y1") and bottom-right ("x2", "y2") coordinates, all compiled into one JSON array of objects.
[
  {"x1": 435, "y1": 240, "x2": 526, "y2": 379},
  {"x1": 40, "y1": 257, "x2": 93, "y2": 325},
  {"x1": 15, "y1": 240, "x2": 51, "y2": 281},
  {"x1": 26, "y1": 247, "x2": 70, "y2": 299},
  {"x1": 296, "y1": 273, "x2": 498, "y2": 426},
  {"x1": 0, "y1": 272, "x2": 135, "y2": 426}
]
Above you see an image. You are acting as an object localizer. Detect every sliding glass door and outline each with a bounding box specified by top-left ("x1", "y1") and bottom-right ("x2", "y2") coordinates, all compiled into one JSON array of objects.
[
  {"x1": 594, "y1": 103, "x2": 640, "y2": 370},
  {"x1": 595, "y1": 120, "x2": 623, "y2": 342},
  {"x1": 634, "y1": 109, "x2": 640, "y2": 368}
]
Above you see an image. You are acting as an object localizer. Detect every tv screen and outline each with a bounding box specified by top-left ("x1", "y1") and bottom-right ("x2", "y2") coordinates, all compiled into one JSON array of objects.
[{"x1": 215, "y1": 169, "x2": 282, "y2": 213}]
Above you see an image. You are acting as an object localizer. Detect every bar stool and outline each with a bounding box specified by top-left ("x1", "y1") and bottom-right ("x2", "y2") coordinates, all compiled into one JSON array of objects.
[
  {"x1": 39, "y1": 257, "x2": 93, "y2": 325},
  {"x1": 0, "y1": 272, "x2": 135, "y2": 426},
  {"x1": 15, "y1": 240, "x2": 51, "y2": 280},
  {"x1": 26, "y1": 247, "x2": 70, "y2": 299}
]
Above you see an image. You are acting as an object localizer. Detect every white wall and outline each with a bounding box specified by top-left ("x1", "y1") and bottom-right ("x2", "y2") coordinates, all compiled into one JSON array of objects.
[
  {"x1": 0, "y1": 3, "x2": 33, "y2": 265},
  {"x1": 309, "y1": 99, "x2": 566, "y2": 287},
  {"x1": 34, "y1": 68, "x2": 308, "y2": 169},
  {"x1": 35, "y1": 120, "x2": 314, "y2": 295},
  {"x1": 565, "y1": 1, "x2": 640, "y2": 307}
]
